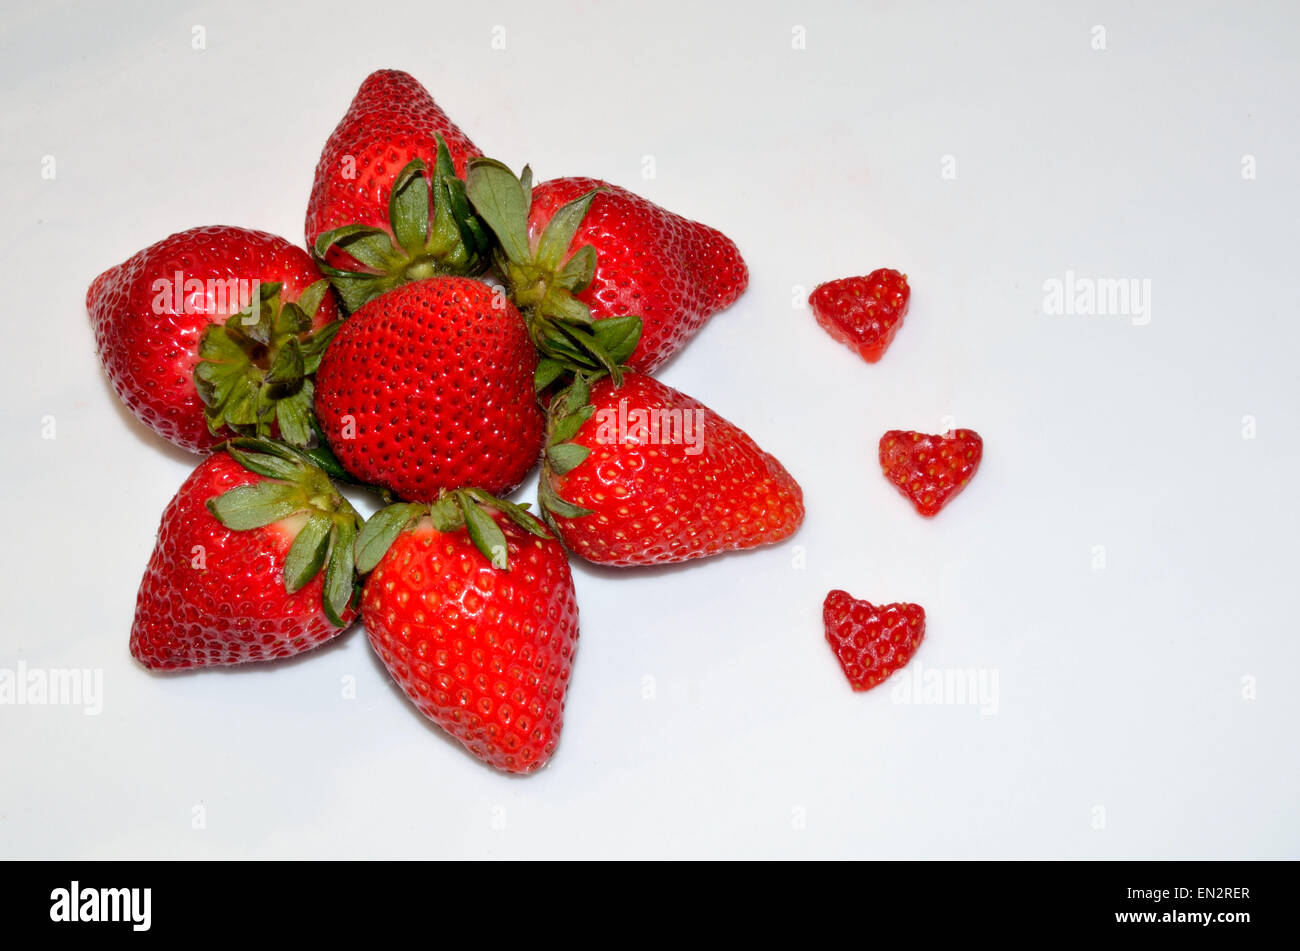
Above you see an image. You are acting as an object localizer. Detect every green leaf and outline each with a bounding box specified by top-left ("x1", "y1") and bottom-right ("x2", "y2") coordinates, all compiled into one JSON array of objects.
[
  {"x1": 265, "y1": 336, "x2": 305, "y2": 387},
  {"x1": 464, "y1": 488, "x2": 550, "y2": 538},
  {"x1": 225, "y1": 444, "x2": 302, "y2": 481},
  {"x1": 465, "y1": 158, "x2": 532, "y2": 267},
  {"x1": 433, "y1": 135, "x2": 457, "y2": 180},
  {"x1": 459, "y1": 494, "x2": 509, "y2": 568},
  {"x1": 273, "y1": 382, "x2": 314, "y2": 447},
  {"x1": 538, "y1": 477, "x2": 593, "y2": 520},
  {"x1": 300, "y1": 320, "x2": 342, "y2": 375},
  {"x1": 534, "y1": 324, "x2": 596, "y2": 367},
  {"x1": 548, "y1": 404, "x2": 595, "y2": 446},
  {"x1": 207, "y1": 481, "x2": 302, "y2": 530},
  {"x1": 283, "y1": 514, "x2": 332, "y2": 592},
  {"x1": 541, "y1": 290, "x2": 594, "y2": 326},
  {"x1": 333, "y1": 229, "x2": 399, "y2": 272},
  {"x1": 299, "y1": 420, "x2": 358, "y2": 484},
  {"x1": 436, "y1": 140, "x2": 492, "y2": 264},
  {"x1": 254, "y1": 384, "x2": 277, "y2": 430},
  {"x1": 314, "y1": 224, "x2": 390, "y2": 260},
  {"x1": 423, "y1": 146, "x2": 457, "y2": 257},
  {"x1": 221, "y1": 378, "x2": 261, "y2": 427},
  {"x1": 194, "y1": 327, "x2": 250, "y2": 409},
  {"x1": 354, "y1": 502, "x2": 423, "y2": 573},
  {"x1": 565, "y1": 374, "x2": 591, "y2": 414},
  {"x1": 316, "y1": 265, "x2": 384, "y2": 315},
  {"x1": 238, "y1": 286, "x2": 277, "y2": 346},
  {"x1": 389, "y1": 159, "x2": 430, "y2": 257},
  {"x1": 428, "y1": 495, "x2": 463, "y2": 533},
  {"x1": 322, "y1": 519, "x2": 358, "y2": 626},
  {"x1": 294, "y1": 280, "x2": 329, "y2": 320},
  {"x1": 546, "y1": 442, "x2": 590, "y2": 476},
  {"x1": 425, "y1": 178, "x2": 460, "y2": 259},
  {"x1": 276, "y1": 301, "x2": 312, "y2": 337},
  {"x1": 534, "y1": 358, "x2": 565, "y2": 392},
  {"x1": 197, "y1": 323, "x2": 246, "y2": 365},
  {"x1": 535, "y1": 189, "x2": 598, "y2": 271},
  {"x1": 555, "y1": 244, "x2": 598, "y2": 293},
  {"x1": 592, "y1": 315, "x2": 642, "y2": 365},
  {"x1": 553, "y1": 323, "x2": 620, "y2": 382},
  {"x1": 452, "y1": 196, "x2": 492, "y2": 262}
]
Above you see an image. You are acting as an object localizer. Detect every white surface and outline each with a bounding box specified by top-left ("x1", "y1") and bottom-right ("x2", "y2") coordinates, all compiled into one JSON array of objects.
[{"x1": 2, "y1": 0, "x2": 1297, "y2": 859}]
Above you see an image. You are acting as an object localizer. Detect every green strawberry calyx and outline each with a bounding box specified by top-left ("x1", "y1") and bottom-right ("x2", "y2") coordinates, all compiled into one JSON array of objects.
[
  {"x1": 207, "y1": 437, "x2": 363, "y2": 626},
  {"x1": 355, "y1": 488, "x2": 551, "y2": 573},
  {"x1": 463, "y1": 157, "x2": 642, "y2": 388},
  {"x1": 193, "y1": 279, "x2": 340, "y2": 448},
  {"x1": 313, "y1": 137, "x2": 493, "y2": 313},
  {"x1": 537, "y1": 374, "x2": 598, "y2": 525}
]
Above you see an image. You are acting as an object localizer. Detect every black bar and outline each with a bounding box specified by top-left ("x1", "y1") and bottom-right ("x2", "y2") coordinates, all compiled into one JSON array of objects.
[{"x1": 1, "y1": 860, "x2": 1283, "y2": 938}]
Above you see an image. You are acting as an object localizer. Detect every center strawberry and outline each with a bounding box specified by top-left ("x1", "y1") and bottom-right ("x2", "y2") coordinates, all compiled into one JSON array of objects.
[{"x1": 313, "y1": 277, "x2": 545, "y2": 501}]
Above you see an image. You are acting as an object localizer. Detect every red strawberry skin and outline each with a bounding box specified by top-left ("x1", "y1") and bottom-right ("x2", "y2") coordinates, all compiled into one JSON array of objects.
[
  {"x1": 823, "y1": 590, "x2": 925, "y2": 691},
  {"x1": 88, "y1": 227, "x2": 338, "y2": 452},
  {"x1": 546, "y1": 373, "x2": 804, "y2": 565},
  {"x1": 314, "y1": 277, "x2": 544, "y2": 500},
  {"x1": 305, "y1": 69, "x2": 482, "y2": 257},
  {"x1": 363, "y1": 518, "x2": 579, "y2": 774},
  {"x1": 131, "y1": 454, "x2": 356, "y2": 670},
  {"x1": 879, "y1": 429, "x2": 983, "y2": 517},
  {"x1": 810, "y1": 269, "x2": 910, "y2": 363},
  {"x1": 527, "y1": 178, "x2": 748, "y2": 373}
]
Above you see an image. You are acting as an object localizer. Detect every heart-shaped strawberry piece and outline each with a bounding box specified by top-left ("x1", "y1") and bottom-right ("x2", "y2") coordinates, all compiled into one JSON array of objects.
[
  {"x1": 823, "y1": 590, "x2": 926, "y2": 691},
  {"x1": 809, "y1": 268, "x2": 910, "y2": 363},
  {"x1": 879, "y1": 429, "x2": 983, "y2": 517}
]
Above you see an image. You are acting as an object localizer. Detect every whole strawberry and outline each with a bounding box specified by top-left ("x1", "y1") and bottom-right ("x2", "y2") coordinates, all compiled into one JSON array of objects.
[
  {"x1": 810, "y1": 269, "x2": 910, "y2": 363},
  {"x1": 879, "y1": 429, "x2": 983, "y2": 517},
  {"x1": 88, "y1": 226, "x2": 340, "y2": 452},
  {"x1": 465, "y1": 160, "x2": 748, "y2": 376},
  {"x1": 306, "y1": 70, "x2": 485, "y2": 282},
  {"x1": 539, "y1": 372, "x2": 804, "y2": 566},
  {"x1": 313, "y1": 277, "x2": 544, "y2": 501},
  {"x1": 823, "y1": 590, "x2": 925, "y2": 691},
  {"x1": 131, "y1": 441, "x2": 361, "y2": 670},
  {"x1": 357, "y1": 491, "x2": 579, "y2": 774}
]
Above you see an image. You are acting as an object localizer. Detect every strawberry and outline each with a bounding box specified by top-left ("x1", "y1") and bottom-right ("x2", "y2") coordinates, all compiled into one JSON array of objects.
[
  {"x1": 313, "y1": 277, "x2": 544, "y2": 501},
  {"x1": 823, "y1": 590, "x2": 925, "y2": 691},
  {"x1": 306, "y1": 72, "x2": 492, "y2": 312},
  {"x1": 809, "y1": 269, "x2": 910, "y2": 363},
  {"x1": 88, "y1": 227, "x2": 340, "y2": 452},
  {"x1": 356, "y1": 490, "x2": 579, "y2": 774},
  {"x1": 464, "y1": 160, "x2": 748, "y2": 377},
  {"x1": 879, "y1": 429, "x2": 983, "y2": 517},
  {"x1": 131, "y1": 440, "x2": 361, "y2": 670},
  {"x1": 538, "y1": 372, "x2": 805, "y2": 566}
]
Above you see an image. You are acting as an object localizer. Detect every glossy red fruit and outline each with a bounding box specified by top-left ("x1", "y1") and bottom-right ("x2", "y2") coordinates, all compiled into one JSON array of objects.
[
  {"x1": 879, "y1": 429, "x2": 983, "y2": 517},
  {"x1": 810, "y1": 269, "x2": 910, "y2": 363},
  {"x1": 88, "y1": 227, "x2": 339, "y2": 452},
  {"x1": 313, "y1": 277, "x2": 544, "y2": 501},
  {"x1": 131, "y1": 449, "x2": 360, "y2": 671},
  {"x1": 305, "y1": 69, "x2": 482, "y2": 259},
  {"x1": 823, "y1": 590, "x2": 925, "y2": 691},
  {"x1": 540, "y1": 372, "x2": 804, "y2": 565},
  {"x1": 525, "y1": 178, "x2": 749, "y2": 372},
  {"x1": 362, "y1": 507, "x2": 579, "y2": 774}
]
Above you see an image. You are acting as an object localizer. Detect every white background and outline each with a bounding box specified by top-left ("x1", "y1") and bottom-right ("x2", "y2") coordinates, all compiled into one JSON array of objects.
[{"x1": 2, "y1": 0, "x2": 1297, "y2": 859}]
